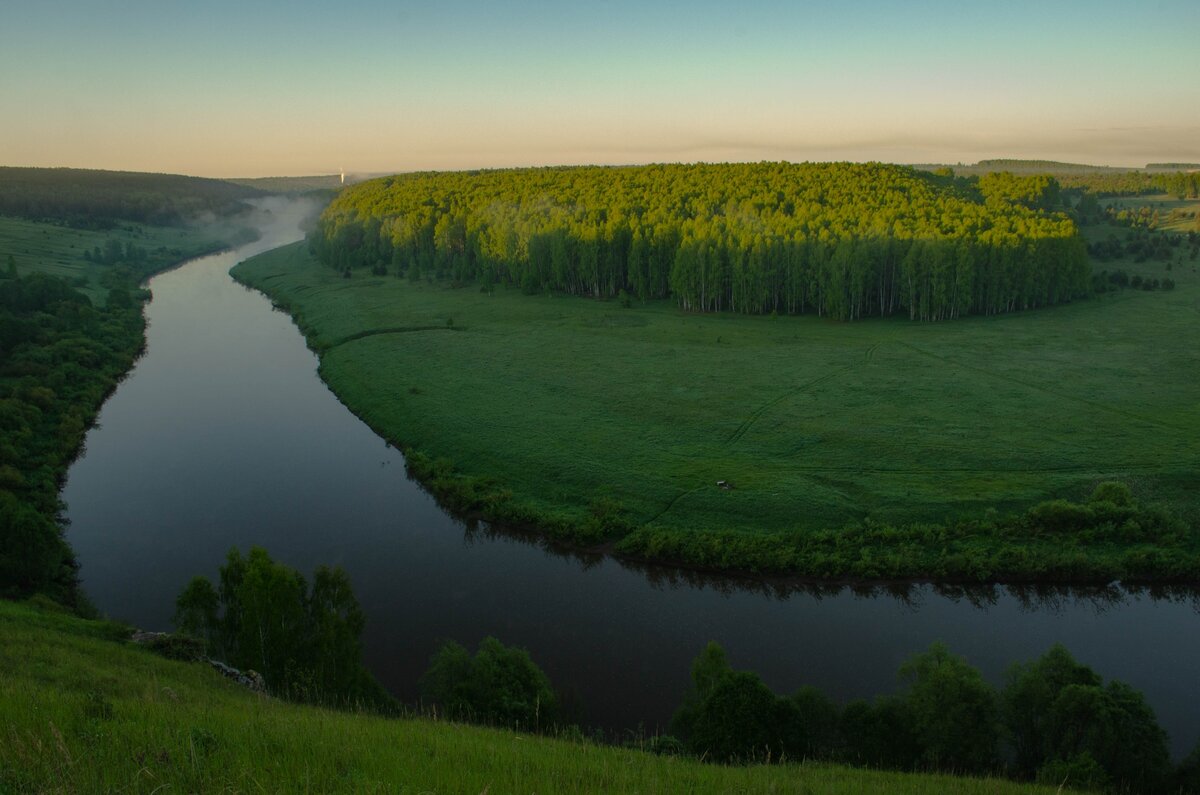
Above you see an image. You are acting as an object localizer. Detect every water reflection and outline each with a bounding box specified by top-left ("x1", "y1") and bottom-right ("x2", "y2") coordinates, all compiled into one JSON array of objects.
[{"x1": 459, "y1": 515, "x2": 1200, "y2": 614}]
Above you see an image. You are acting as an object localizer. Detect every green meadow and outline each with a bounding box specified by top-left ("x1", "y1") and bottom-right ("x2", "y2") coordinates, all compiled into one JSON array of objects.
[
  {"x1": 0, "y1": 215, "x2": 247, "y2": 305},
  {"x1": 232, "y1": 196, "x2": 1199, "y2": 579},
  {"x1": 0, "y1": 599, "x2": 1070, "y2": 794}
]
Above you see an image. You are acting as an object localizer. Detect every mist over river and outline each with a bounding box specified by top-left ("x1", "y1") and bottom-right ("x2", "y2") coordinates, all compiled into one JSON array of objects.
[{"x1": 63, "y1": 198, "x2": 1200, "y2": 756}]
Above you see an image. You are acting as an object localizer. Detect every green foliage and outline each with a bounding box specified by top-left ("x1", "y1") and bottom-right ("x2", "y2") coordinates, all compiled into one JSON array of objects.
[
  {"x1": 686, "y1": 671, "x2": 785, "y2": 763},
  {"x1": 1003, "y1": 644, "x2": 1102, "y2": 777},
  {"x1": 172, "y1": 547, "x2": 386, "y2": 708},
  {"x1": 672, "y1": 639, "x2": 1183, "y2": 792},
  {"x1": 173, "y1": 576, "x2": 219, "y2": 648},
  {"x1": 1043, "y1": 682, "x2": 1170, "y2": 792},
  {"x1": 0, "y1": 166, "x2": 262, "y2": 227},
  {"x1": 840, "y1": 696, "x2": 922, "y2": 770},
  {"x1": 979, "y1": 172, "x2": 1062, "y2": 211},
  {"x1": 420, "y1": 636, "x2": 559, "y2": 732},
  {"x1": 1003, "y1": 645, "x2": 1171, "y2": 791},
  {"x1": 899, "y1": 642, "x2": 1000, "y2": 773},
  {"x1": 1088, "y1": 481, "x2": 1134, "y2": 508},
  {"x1": 670, "y1": 641, "x2": 733, "y2": 740},
  {"x1": 0, "y1": 270, "x2": 149, "y2": 606},
  {"x1": 1176, "y1": 741, "x2": 1200, "y2": 793},
  {"x1": 314, "y1": 163, "x2": 1091, "y2": 322}
]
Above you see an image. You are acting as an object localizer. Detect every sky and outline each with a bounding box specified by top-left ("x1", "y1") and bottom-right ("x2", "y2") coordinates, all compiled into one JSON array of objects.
[{"x1": 1, "y1": 0, "x2": 1198, "y2": 177}]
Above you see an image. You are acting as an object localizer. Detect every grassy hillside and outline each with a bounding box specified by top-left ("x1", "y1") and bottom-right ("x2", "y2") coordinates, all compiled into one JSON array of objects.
[
  {"x1": 0, "y1": 215, "x2": 251, "y2": 304},
  {"x1": 231, "y1": 193, "x2": 1199, "y2": 581},
  {"x1": 0, "y1": 599, "x2": 1070, "y2": 793},
  {"x1": 0, "y1": 167, "x2": 262, "y2": 227}
]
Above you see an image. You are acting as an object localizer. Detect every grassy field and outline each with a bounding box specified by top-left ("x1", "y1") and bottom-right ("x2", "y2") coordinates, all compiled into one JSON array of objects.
[
  {"x1": 0, "y1": 599, "x2": 1071, "y2": 794},
  {"x1": 232, "y1": 197, "x2": 1199, "y2": 568},
  {"x1": 0, "y1": 216, "x2": 249, "y2": 304}
]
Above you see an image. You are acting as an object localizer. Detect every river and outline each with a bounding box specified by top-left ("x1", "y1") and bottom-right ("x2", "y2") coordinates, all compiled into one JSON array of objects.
[{"x1": 63, "y1": 197, "x2": 1200, "y2": 756}]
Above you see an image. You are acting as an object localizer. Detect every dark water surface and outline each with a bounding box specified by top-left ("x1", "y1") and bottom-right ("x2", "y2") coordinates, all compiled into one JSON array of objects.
[{"x1": 64, "y1": 199, "x2": 1200, "y2": 756}]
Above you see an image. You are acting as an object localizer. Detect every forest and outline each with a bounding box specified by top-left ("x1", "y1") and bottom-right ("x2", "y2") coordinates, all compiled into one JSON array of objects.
[
  {"x1": 0, "y1": 167, "x2": 264, "y2": 228},
  {"x1": 312, "y1": 163, "x2": 1092, "y2": 322},
  {"x1": 0, "y1": 266, "x2": 146, "y2": 607}
]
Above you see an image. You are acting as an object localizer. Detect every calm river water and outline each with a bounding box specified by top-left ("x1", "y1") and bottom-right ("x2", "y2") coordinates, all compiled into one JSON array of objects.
[{"x1": 64, "y1": 198, "x2": 1200, "y2": 756}]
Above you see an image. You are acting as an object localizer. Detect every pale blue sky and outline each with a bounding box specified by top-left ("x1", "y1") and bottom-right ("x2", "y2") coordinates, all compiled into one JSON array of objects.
[{"x1": 2, "y1": 0, "x2": 1197, "y2": 176}]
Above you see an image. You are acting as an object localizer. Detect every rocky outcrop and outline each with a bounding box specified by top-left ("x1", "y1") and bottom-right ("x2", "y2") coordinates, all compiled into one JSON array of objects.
[{"x1": 130, "y1": 630, "x2": 266, "y2": 694}]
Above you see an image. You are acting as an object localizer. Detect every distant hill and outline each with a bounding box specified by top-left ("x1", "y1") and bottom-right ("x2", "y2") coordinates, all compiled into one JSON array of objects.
[
  {"x1": 973, "y1": 158, "x2": 1130, "y2": 173},
  {"x1": 0, "y1": 167, "x2": 264, "y2": 227},
  {"x1": 913, "y1": 159, "x2": 1133, "y2": 176},
  {"x1": 916, "y1": 159, "x2": 1200, "y2": 177},
  {"x1": 1146, "y1": 163, "x2": 1200, "y2": 172},
  {"x1": 226, "y1": 175, "x2": 346, "y2": 193}
]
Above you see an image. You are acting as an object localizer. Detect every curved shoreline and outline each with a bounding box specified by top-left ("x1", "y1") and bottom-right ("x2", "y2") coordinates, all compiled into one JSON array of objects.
[{"x1": 231, "y1": 243, "x2": 1200, "y2": 589}]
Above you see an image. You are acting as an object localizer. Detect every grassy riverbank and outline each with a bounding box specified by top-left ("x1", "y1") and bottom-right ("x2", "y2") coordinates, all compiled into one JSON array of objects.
[
  {"x1": 232, "y1": 195, "x2": 1199, "y2": 583},
  {"x1": 0, "y1": 598, "x2": 1071, "y2": 793},
  {"x1": 0, "y1": 215, "x2": 254, "y2": 304}
]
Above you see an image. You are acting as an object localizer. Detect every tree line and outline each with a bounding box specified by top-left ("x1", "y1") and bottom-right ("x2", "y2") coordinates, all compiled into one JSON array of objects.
[
  {"x1": 1058, "y1": 170, "x2": 1200, "y2": 199},
  {"x1": 0, "y1": 167, "x2": 263, "y2": 228},
  {"x1": 311, "y1": 162, "x2": 1092, "y2": 322},
  {"x1": 663, "y1": 640, "x2": 1197, "y2": 793}
]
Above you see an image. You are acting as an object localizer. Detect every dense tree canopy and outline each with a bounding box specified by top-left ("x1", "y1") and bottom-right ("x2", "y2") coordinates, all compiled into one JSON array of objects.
[
  {"x1": 313, "y1": 162, "x2": 1091, "y2": 321},
  {"x1": 0, "y1": 271, "x2": 146, "y2": 606},
  {"x1": 419, "y1": 636, "x2": 559, "y2": 732},
  {"x1": 173, "y1": 547, "x2": 388, "y2": 708},
  {"x1": 0, "y1": 167, "x2": 263, "y2": 228},
  {"x1": 668, "y1": 640, "x2": 1178, "y2": 791}
]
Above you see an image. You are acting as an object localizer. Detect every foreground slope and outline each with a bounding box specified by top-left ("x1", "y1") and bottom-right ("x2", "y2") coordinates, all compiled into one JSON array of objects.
[{"x1": 0, "y1": 600, "x2": 1068, "y2": 793}]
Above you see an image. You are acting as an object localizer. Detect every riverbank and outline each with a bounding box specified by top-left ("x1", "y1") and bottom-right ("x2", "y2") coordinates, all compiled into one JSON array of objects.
[
  {"x1": 0, "y1": 598, "x2": 1070, "y2": 793},
  {"x1": 231, "y1": 238, "x2": 1200, "y2": 585}
]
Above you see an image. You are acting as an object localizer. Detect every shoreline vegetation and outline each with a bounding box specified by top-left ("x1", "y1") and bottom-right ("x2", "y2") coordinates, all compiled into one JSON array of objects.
[
  {"x1": 232, "y1": 162, "x2": 1199, "y2": 585},
  {"x1": 0, "y1": 168, "x2": 273, "y2": 609}
]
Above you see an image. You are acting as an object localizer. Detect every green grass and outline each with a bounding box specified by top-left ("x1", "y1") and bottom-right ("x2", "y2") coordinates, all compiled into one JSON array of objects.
[
  {"x1": 233, "y1": 204, "x2": 1199, "y2": 541},
  {"x1": 0, "y1": 599, "x2": 1070, "y2": 794},
  {"x1": 0, "y1": 216, "x2": 246, "y2": 304}
]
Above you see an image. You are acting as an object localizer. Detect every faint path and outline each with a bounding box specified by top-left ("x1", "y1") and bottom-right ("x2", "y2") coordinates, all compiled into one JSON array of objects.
[
  {"x1": 328, "y1": 325, "x2": 464, "y2": 349},
  {"x1": 644, "y1": 485, "x2": 709, "y2": 525},
  {"x1": 894, "y1": 340, "x2": 1186, "y2": 432},
  {"x1": 725, "y1": 341, "x2": 882, "y2": 446}
]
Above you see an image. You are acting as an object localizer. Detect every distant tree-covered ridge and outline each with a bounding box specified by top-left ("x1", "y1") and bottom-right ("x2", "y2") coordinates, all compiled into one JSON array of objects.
[
  {"x1": 0, "y1": 167, "x2": 264, "y2": 228},
  {"x1": 313, "y1": 162, "x2": 1091, "y2": 321}
]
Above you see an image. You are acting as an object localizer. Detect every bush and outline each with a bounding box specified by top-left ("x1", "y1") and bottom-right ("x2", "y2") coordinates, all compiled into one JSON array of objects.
[
  {"x1": 899, "y1": 642, "x2": 999, "y2": 773},
  {"x1": 420, "y1": 636, "x2": 559, "y2": 732},
  {"x1": 1026, "y1": 499, "x2": 1094, "y2": 534},
  {"x1": 1088, "y1": 481, "x2": 1134, "y2": 508}
]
